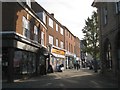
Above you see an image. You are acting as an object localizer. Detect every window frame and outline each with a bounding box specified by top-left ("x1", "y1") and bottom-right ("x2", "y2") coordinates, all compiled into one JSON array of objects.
[
  {"x1": 49, "y1": 18, "x2": 53, "y2": 28},
  {"x1": 56, "y1": 39, "x2": 59, "y2": 47},
  {"x1": 34, "y1": 25, "x2": 38, "y2": 42},
  {"x1": 49, "y1": 35, "x2": 54, "y2": 45},
  {"x1": 22, "y1": 16, "x2": 30, "y2": 39}
]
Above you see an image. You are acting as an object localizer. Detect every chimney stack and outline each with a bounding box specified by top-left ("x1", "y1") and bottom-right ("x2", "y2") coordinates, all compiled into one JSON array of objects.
[{"x1": 50, "y1": 13, "x2": 54, "y2": 17}]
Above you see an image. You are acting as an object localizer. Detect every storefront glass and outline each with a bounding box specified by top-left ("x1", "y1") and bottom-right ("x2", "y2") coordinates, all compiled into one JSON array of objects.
[{"x1": 14, "y1": 50, "x2": 36, "y2": 79}]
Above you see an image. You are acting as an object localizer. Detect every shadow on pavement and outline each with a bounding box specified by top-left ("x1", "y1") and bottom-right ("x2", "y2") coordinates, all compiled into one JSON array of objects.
[{"x1": 2, "y1": 70, "x2": 118, "y2": 88}]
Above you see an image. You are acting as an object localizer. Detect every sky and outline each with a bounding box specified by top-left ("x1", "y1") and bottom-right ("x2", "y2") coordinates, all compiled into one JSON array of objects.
[{"x1": 35, "y1": 0, "x2": 97, "y2": 40}]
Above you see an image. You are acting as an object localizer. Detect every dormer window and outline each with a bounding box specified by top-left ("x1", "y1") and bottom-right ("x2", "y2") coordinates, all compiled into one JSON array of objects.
[{"x1": 26, "y1": 0, "x2": 31, "y2": 8}]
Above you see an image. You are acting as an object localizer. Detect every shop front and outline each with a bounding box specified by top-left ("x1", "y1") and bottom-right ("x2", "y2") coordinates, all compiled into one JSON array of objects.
[
  {"x1": 65, "y1": 52, "x2": 75, "y2": 69},
  {"x1": 2, "y1": 33, "x2": 46, "y2": 82},
  {"x1": 50, "y1": 47, "x2": 66, "y2": 72}
]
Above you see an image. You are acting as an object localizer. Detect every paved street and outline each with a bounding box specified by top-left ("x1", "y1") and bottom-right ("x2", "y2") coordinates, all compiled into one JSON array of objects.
[{"x1": 2, "y1": 68, "x2": 118, "y2": 88}]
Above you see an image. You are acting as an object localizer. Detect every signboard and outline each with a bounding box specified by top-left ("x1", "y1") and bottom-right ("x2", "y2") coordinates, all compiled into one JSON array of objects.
[{"x1": 52, "y1": 48, "x2": 65, "y2": 55}]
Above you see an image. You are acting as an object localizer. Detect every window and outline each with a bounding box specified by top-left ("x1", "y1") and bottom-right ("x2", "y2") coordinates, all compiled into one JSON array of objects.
[
  {"x1": 49, "y1": 35, "x2": 53, "y2": 45},
  {"x1": 115, "y1": 2, "x2": 120, "y2": 14},
  {"x1": 69, "y1": 32, "x2": 70, "y2": 38},
  {"x1": 56, "y1": 24, "x2": 58, "y2": 31},
  {"x1": 49, "y1": 18, "x2": 53, "y2": 28},
  {"x1": 69, "y1": 43, "x2": 70, "y2": 52},
  {"x1": 34, "y1": 25, "x2": 38, "y2": 42},
  {"x1": 22, "y1": 16, "x2": 30, "y2": 38},
  {"x1": 56, "y1": 39, "x2": 58, "y2": 47},
  {"x1": 26, "y1": 0, "x2": 31, "y2": 8},
  {"x1": 37, "y1": 12, "x2": 46, "y2": 24},
  {"x1": 66, "y1": 31, "x2": 68, "y2": 36},
  {"x1": 66, "y1": 41, "x2": 68, "y2": 50},
  {"x1": 106, "y1": 43, "x2": 112, "y2": 69},
  {"x1": 60, "y1": 41, "x2": 64, "y2": 49},
  {"x1": 43, "y1": 12, "x2": 46, "y2": 24},
  {"x1": 71, "y1": 44, "x2": 73, "y2": 53},
  {"x1": 41, "y1": 32, "x2": 44, "y2": 45},
  {"x1": 103, "y1": 7, "x2": 107, "y2": 25},
  {"x1": 60, "y1": 27, "x2": 64, "y2": 35}
]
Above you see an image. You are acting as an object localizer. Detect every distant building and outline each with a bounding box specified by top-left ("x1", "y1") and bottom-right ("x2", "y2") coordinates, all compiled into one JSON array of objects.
[
  {"x1": 64, "y1": 26, "x2": 75, "y2": 69},
  {"x1": 80, "y1": 40, "x2": 86, "y2": 68},
  {"x1": 74, "y1": 36, "x2": 81, "y2": 63}
]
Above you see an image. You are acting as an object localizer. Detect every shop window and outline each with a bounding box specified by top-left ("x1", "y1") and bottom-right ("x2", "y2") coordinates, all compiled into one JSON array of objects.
[{"x1": 14, "y1": 51, "x2": 36, "y2": 76}]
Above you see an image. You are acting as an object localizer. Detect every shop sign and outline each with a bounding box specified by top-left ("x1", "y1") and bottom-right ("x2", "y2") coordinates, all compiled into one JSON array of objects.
[{"x1": 52, "y1": 48, "x2": 65, "y2": 55}]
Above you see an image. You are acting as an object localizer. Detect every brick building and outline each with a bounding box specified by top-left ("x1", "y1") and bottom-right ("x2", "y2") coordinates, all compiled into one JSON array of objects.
[
  {"x1": 64, "y1": 26, "x2": 75, "y2": 69},
  {"x1": 74, "y1": 36, "x2": 81, "y2": 64},
  {"x1": 1, "y1": 0, "x2": 81, "y2": 82},
  {"x1": 92, "y1": 1, "x2": 120, "y2": 83},
  {"x1": 2, "y1": 1, "x2": 48, "y2": 82},
  {"x1": 32, "y1": 1, "x2": 66, "y2": 71}
]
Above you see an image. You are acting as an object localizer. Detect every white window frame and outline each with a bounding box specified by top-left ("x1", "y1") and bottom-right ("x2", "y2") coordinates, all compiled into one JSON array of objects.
[
  {"x1": 41, "y1": 32, "x2": 44, "y2": 45},
  {"x1": 60, "y1": 41, "x2": 64, "y2": 49},
  {"x1": 60, "y1": 27, "x2": 64, "y2": 35},
  {"x1": 34, "y1": 25, "x2": 38, "y2": 42},
  {"x1": 22, "y1": 16, "x2": 30, "y2": 38},
  {"x1": 49, "y1": 35, "x2": 54, "y2": 45},
  {"x1": 26, "y1": 0, "x2": 31, "y2": 8},
  {"x1": 43, "y1": 12, "x2": 46, "y2": 24},
  {"x1": 56, "y1": 39, "x2": 59, "y2": 47},
  {"x1": 56, "y1": 24, "x2": 58, "y2": 32},
  {"x1": 49, "y1": 18, "x2": 53, "y2": 28}
]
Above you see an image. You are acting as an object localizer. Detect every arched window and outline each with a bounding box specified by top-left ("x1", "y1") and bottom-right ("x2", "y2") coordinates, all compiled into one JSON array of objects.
[
  {"x1": 105, "y1": 40, "x2": 112, "y2": 69},
  {"x1": 117, "y1": 32, "x2": 120, "y2": 69}
]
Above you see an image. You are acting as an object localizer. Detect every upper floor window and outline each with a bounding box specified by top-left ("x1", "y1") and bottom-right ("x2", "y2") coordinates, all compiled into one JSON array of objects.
[
  {"x1": 115, "y1": 2, "x2": 120, "y2": 14},
  {"x1": 34, "y1": 25, "x2": 38, "y2": 42},
  {"x1": 60, "y1": 41, "x2": 64, "y2": 49},
  {"x1": 41, "y1": 32, "x2": 44, "y2": 45},
  {"x1": 26, "y1": 0, "x2": 31, "y2": 8},
  {"x1": 60, "y1": 27, "x2": 64, "y2": 35},
  {"x1": 66, "y1": 41, "x2": 68, "y2": 51},
  {"x1": 56, "y1": 24, "x2": 58, "y2": 32},
  {"x1": 56, "y1": 39, "x2": 59, "y2": 47},
  {"x1": 103, "y1": 7, "x2": 108, "y2": 25},
  {"x1": 22, "y1": 16, "x2": 30, "y2": 38},
  {"x1": 37, "y1": 12, "x2": 46, "y2": 24},
  {"x1": 49, "y1": 35, "x2": 53, "y2": 45},
  {"x1": 49, "y1": 18, "x2": 53, "y2": 28},
  {"x1": 66, "y1": 31, "x2": 68, "y2": 36}
]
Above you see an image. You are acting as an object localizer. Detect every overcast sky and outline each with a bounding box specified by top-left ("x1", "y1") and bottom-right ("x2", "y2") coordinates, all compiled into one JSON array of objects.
[{"x1": 35, "y1": 0, "x2": 96, "y2": 40}]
